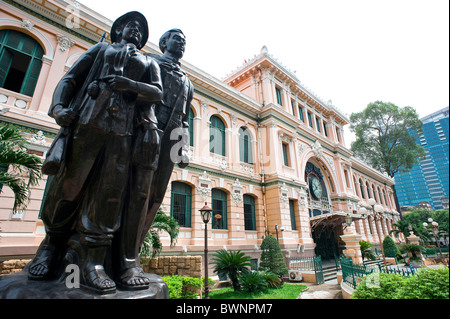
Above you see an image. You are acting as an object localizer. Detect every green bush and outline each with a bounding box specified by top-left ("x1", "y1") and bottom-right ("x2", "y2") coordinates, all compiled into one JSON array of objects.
[
  {"x1": 383, "y1": 235, "x2": 401, "y2": 258},
  {"x1": 239, "y1": 271, "x2": 268, "y2": 293},
  {"x1": 352, "y1": 267, "x2": 449, "y2": 299},
  {"x1": 393, "y1": 267, "x2": 449, "y2": 299},
  {"x1": 352, "y1": 272, "x2": 406, "y2": 299},
  {"x1": 259, "y1": 235, "x2": 288, "y2": 277},
  {"x1": 162, "y1": 275, "x2": 204, "y2": 299},
  {"x1": 210, "y1": 250, "x2": 252, "y2": 291},
  {"x1": 260, "y1": 270, "x2": 282, "y2": 288},
  {"x1": 162, "y1": 275, "x2": 183, "y2": 299}
]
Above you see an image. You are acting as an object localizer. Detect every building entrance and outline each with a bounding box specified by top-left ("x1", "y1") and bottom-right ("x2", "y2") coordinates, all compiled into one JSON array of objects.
[{"x1": 311, "y1": 216, "x2": 344, "y2": 261}]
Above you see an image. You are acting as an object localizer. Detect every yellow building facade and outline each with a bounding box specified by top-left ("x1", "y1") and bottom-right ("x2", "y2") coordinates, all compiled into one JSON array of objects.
[{"x1": 0, "y1": 0, "x2": 402, "y2": 266}]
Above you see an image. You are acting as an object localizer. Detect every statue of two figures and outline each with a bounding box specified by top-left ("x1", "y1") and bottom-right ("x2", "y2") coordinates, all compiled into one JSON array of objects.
[{"x1": 26, "y1": 11, "x2": 193, "y2": 296}]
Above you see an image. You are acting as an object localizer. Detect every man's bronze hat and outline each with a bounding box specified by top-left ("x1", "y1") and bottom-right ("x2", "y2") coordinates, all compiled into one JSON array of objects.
[{"x1": 111, "y1": 11, "x2": 148, "y2": 49}]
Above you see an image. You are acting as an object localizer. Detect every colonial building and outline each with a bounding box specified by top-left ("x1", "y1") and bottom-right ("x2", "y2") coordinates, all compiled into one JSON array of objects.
[{"x1": 0, "y1": 0, "x2": 402, "y2": 267}]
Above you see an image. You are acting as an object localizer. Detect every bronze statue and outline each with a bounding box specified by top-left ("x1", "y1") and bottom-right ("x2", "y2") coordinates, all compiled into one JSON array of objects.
[
  {"x1": 141, "y1": 29, "x2": 194, "y2": 245},
  {"x1": 27, "y1": 11, "x2": 163, "y2": 295}
]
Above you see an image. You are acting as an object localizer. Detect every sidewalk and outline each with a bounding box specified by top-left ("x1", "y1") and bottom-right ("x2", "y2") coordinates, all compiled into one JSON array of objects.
[{"x1": 297, "y1": 281, "x2": 343, "y2": 299}]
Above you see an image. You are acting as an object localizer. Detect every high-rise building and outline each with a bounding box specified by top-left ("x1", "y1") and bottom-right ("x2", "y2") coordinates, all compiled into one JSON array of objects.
[{"x1": 395, "y1": 107, "x2": 449, "y2": 210}]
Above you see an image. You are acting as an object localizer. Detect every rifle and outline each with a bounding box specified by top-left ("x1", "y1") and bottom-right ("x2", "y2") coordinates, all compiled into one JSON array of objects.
[{"x1": 42, "y1": 33, "x2": 108, "y2": 175}]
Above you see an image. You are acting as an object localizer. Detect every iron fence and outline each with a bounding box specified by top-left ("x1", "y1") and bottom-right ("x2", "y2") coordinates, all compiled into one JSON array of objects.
[
  {"x1": 289, "y1": 256, "x2": 324, "y2": 284},
  {"x1": 340, "y1": 256, "x2": 415, "y2": 289}
]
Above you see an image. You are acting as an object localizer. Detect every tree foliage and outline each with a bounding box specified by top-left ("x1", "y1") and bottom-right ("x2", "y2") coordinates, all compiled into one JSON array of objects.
[
  {"x1": 350, "y1": 101, "x2": 425, "y2": 177},
  {"x1": 259, "y1": 234, "x2": 289, "y2": 277},
  {"x1": 140, "y1": 208, "x2": 180, "y2": 258},
  {"x1": 353, "y1": 267, "x2": 449, "y2": 299},
  {"x1": 0, "y1": 125, "x2": 42, "y2": 213},
  {"x1": 210, "y1": 249, "x2": 251, "y2": 291},
  {"x1": 359, "y1": 240, "x2": 376, "y2": 262}
]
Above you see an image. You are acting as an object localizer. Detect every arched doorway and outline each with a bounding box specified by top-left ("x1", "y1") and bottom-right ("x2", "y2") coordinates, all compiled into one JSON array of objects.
[{"x1": 305, "y1": 161, "x2": 342, "y2": 261}]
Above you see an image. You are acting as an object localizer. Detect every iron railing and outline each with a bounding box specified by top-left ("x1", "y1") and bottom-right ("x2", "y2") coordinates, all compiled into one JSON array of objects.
[{"x1": 340, "y1": 256, "x2": 415, "y2": 289}]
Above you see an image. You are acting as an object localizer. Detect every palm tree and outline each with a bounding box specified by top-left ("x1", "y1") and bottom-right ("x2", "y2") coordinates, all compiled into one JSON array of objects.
[
  {"x1": 359, "y1": 240, "x2": 376, "y2": 264},
  {"x1": 0, "y1": 125, "x2": 42, "y2": 213},
  {"x1": 210, "y1": 249, "x2": 251, "y2": 291},
  {"x1": 140, "y1": 208, "x2": 180, "y2": 258},
  {"x1": 390, "y1": 220, "x2": 411, "y2": 243}
]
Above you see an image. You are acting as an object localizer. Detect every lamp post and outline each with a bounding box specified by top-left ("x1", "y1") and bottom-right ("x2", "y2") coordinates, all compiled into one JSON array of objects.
[
  {"x1": 423, "y1": 218, "x2": 443, "y2": 258},
  {"x1": 274, "y1": 224, "x2": 285, "y2": 242},
  {"x1": 343, "y1": 213, "x2": 353, "y2": 231},
  {"x1": 368, "y1": 198, "x2": 387, "y2": 270},
  {"x1": 199, "y1": 202, "x2": 213, "y2": 299}
]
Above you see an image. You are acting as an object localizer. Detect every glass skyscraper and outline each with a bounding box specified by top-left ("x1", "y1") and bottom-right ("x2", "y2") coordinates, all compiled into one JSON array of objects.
[{"x1": 394, "y1": 107, "x2": 449, "y2": 210}]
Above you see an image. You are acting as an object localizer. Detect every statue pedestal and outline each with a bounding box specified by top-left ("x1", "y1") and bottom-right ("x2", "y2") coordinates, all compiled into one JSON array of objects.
[{"x1": 0, "y1": 270, "x2": 168, "y2": 299}]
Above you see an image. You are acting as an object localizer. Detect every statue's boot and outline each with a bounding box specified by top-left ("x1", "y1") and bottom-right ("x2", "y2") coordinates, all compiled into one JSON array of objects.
[
  {"x1": 116, "y1": 259, "x2": 150, "y2": 291},
  {"x1": 28, "y1": 234, "x2": 64, "y2": 280},
  {"x1": 80, "y1": 246, "x2": 116, "y2": 295}
]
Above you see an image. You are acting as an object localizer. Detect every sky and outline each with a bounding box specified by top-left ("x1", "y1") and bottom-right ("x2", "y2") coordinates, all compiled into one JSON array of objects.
[{"x1": 79, "y1": 0, "x2": 449, "y2": 145}]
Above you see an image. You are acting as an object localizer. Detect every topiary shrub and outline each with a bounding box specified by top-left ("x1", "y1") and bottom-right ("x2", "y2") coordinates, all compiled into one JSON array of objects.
[
  {"x1": 383, "y1": 235, "x2": 401, "y2": 258},
  {"x1": 259, "y1": 235, "x2": 288, "y2": 277}
]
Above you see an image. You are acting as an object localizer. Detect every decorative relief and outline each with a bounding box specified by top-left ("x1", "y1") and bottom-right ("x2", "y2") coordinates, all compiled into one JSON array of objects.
[
  {"x1": 279, "y1": 132, "x2": 293, "y2": 143},
  {"x1": 279, "y1": 182, "x2": 289, "y2": 208},
  {"x1": 298, "y1": 188, "x2": 308, "y2": 210},
  {"x1": 21, "y1": 19, "x2": 34, "y2": 30},
  {"x1": 324, "y1": 154, "x2": 336, "y2": 174},
  {"x1": 311, "y1": 140, "x2": 323, "y2": 158},
  {"x1": 57, "y1": 35, "x2": 75, "y2": 52},
  {"x1": 231, "y1": 179, "x2": 243, "y2": 205},
  {"x1": 30, "y1": 131, "x2": 47, "y2": 146},
  {"x1": 296, "y1": 141, "x2": 308, "y2": 157},
  {"x1": 197, "y1": 171, "x2": 211, "y2": 201}
]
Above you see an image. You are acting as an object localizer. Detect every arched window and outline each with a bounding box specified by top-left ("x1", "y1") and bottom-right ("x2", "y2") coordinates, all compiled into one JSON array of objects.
[
  {"x1": 243, "y1": 194, "x2": 256, "y2": 231},
  {"x1": 359, "y1": 179, "x2": 365, "y2": 199},
  {"x1": 212, "y1": 188, "x2": 227, "y2": 229},
  {"x1": 188, "y1": 107, "x2": 194, "y2": 147},
  {"x1": 209, "y1": 115, "x2": 225, "y2": 156},
  {"x1": 239, "y1": 127, "x2": 253, "y2": 164},
  {"x1": 0, "y1": 30, "x2": 44, "y2": 96},
  {"x1": 170, "y1": 182, "x2": 192, "y2": 227}
]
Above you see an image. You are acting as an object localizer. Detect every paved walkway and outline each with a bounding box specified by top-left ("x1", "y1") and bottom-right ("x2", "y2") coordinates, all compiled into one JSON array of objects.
[{"x1": 298, "y1": 281, "x2": 343, "y2": 299}]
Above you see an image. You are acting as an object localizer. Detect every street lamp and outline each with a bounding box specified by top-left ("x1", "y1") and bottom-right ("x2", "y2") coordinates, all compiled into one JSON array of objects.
[
  {"x1": 423, "y1": 218, "x2": 443, "y2": 258},
  {"x1": 343, "y1": 213, "x2": 353, "y2": 231},
  {"x1": 275, "y1": 224, "x2": 285, "y2": 241},
  {"x1": 199, "y1": 202, "x2": 213, "y2": 299},
  {"x1": 368, "y1": 198, "x2": 387, "y2": 270}
]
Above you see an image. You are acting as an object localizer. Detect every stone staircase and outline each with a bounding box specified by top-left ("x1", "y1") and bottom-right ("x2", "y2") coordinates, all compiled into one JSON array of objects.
[{"x1": 322, "y1": 258, "x2": 390, "y2": 282}]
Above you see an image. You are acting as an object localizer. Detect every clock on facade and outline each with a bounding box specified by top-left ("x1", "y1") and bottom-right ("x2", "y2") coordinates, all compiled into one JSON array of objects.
[{"x1": 310, "y1": 176, "x2": 323, "y2": 199}]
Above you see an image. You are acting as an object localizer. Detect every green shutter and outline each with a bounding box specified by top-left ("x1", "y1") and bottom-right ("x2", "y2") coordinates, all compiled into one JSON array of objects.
[
  {"x1": 0, "y1": 48, "x2": 13, "y2": 87},
  {"x1": 298, "y1": 106, "x2": 304, "y2": 121},
  {"x1": 21, "y1": 57, "x2": 42, "y2": 96},
  {"x1": 282, "y1": 143, "x2": 289, "y2": 166},
  {"x1": 210, "y1": 116, "x2": 225, "y2": 156},
  {"x1": 239, "y1": 127, "x2": 252, "y2": 164},
  {"x1": 212, "y1": 189, "x2": 227, "y2": 229},
  {"x1": 244, "y1": 194, "x2": 256, "y2": 230},
  {"x1": 188, "y1": 108, "x2": 194, "y2": 147},
  {"x1": 171, "y1": 182, "x2": 192, "y2": 227},
  {"x1": 289, "y1": 200, "x2": 297, "y2": 230}
]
